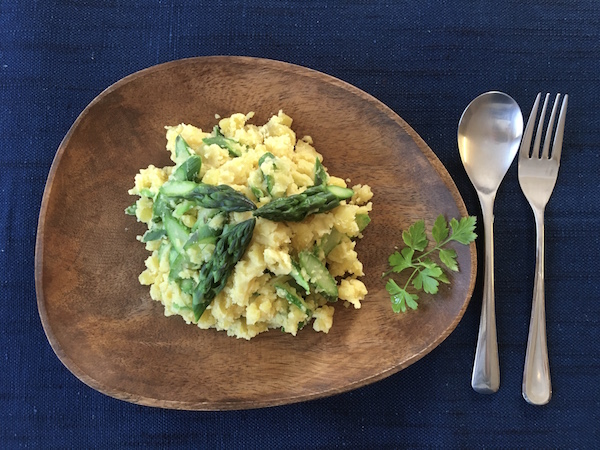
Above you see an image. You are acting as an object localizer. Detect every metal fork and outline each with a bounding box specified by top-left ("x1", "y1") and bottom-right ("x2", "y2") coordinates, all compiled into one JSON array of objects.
[{"x1": 518, "y1": 92, "x2": 568, "y2": 405}]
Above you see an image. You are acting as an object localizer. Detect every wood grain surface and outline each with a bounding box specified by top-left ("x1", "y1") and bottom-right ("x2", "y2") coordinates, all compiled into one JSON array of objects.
[{"x1": 35, "y1": 56, "x2": 477, "y2": 410}]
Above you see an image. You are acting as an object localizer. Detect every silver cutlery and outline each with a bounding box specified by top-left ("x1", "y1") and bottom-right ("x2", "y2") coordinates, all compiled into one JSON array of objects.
[
  {"x1": 518, "y1": 92, "x2": 568, "y2": 405},
  {"x1": 458, "y1": 92, "x2": 523, "y2": 393}
]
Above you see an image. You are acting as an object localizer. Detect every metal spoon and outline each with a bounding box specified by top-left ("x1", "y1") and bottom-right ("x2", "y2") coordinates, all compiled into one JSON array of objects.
[{"x1": 458, "y1": 91, "x2": 523, "y2": 394}]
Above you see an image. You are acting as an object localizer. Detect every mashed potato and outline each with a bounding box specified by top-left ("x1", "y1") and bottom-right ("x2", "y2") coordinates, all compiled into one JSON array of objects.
[{"x1": 128, "y1": 111, "x2": 373, "y2": 340}]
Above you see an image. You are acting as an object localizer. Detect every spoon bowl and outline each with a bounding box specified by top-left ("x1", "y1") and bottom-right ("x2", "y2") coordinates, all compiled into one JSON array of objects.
[
  {"x1": 459, "y1": 92, "x2": 524, "y2": 193},
  {"x1": 458, "y1": 91, "x2": 523, "y2": 394}
]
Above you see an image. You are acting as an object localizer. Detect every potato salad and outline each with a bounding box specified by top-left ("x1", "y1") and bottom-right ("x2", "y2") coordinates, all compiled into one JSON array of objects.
[{"x1": 126, "y1": 111, "x2": 373, "y2": 339}]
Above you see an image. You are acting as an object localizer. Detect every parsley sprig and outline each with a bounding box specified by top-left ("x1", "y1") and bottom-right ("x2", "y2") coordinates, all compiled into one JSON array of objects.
[{"x1": 384, "y1": 215, "x2": 477, "y2": 313}]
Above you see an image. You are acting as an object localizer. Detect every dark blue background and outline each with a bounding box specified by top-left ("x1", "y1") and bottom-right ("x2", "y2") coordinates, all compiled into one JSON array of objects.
[{"x1": 2, "y1": 1, "x2": 599, "y2": 448}]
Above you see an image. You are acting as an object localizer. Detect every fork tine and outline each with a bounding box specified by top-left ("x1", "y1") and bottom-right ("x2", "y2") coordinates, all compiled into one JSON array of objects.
[
  {"x1": 541, "y1": 94, "x2": 561, "y2": 159},
  {"x1": 519, "y1": 92, "x2": 542, "y2": 160},
  {"x1": 551, "y1": 94, "x2": 568, "y2": 162},
  {"x1": 533, "y1": 93, "x2": 550, "y2": 158}
]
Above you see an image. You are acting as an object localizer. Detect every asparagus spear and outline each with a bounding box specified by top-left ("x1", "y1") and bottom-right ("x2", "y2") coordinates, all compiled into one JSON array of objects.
[
  {"x1": 161, "y1": 180, "x2": 257, "y2": 212},
  {"x1": 253, "y1": 184, "x2": 353, "y2": 222},
  {"x1": 192, "y1": 218, "x2": 256, "y2": 321}
]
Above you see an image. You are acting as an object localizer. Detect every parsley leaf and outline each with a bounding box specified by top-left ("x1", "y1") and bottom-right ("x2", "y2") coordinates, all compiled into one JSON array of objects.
[
  {"x1": 384, "y1": 215, "x2": 477, "y2": 313},
  {"x1": 402, "y1": 220, "x2": 428, "y2": 251},
  {"x1": 439, "y1": 248, "x2": 458, "y2": 271},
  {"x1": 386, "y1": 279, "x2": 419, "y2": 313},
  {"x1": 449, "y1": 216, "x2": 477, "y2": 245},
  {"x1": 413, "y1": 265, "x2": 443, "y2": 294},
  {"x1": 388, "y1": 247, "x2": 414, "y2": 273},
  {"x1": 432, "y1": 214, "x2": 449, "y2": 244}
]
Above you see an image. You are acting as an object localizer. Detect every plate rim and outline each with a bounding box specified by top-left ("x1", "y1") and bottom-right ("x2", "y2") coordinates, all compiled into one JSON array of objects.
[{"x1": 35, "y1": 55, "x2": 477, "y2": 410}]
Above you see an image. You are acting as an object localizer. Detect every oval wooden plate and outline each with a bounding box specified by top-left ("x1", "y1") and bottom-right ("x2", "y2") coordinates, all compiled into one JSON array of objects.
[{"x1": 35, "y1": 56, "x2": 476, "y2": 410}]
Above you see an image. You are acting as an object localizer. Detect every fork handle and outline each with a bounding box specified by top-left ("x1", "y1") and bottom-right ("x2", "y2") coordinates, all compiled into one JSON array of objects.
[
  {"x1": 471, "y1": 192, "x2": 500, "y2": 394},
  {"x1": 522, "y1": 208, "x2": 552, "y2": 405}
]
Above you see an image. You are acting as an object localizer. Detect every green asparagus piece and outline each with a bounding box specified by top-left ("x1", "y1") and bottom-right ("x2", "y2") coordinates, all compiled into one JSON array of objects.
[
  {"x1": 192, "y1": 208, "x2": 221, "y2": 231},
  {"x1": 184, "y1": 225, "x2": 221, "y2": 249},
  {"x1": 124, "y1": 203, "x2": 137, "y2": 215},
  {"x1": 186, "y1": 209, "x2": 224, "y2": 248},
  {"x1": 140, "y1": 188, "x2": 154, "y2": 198},
  {"x1": 158, "y1": 241, "x2": 170, "y2": 261},
  {"x1": 169, "y1": 248, "x2": 186, "y2": 280},
  {"x1": 250, "y1": 185, "x2": 266, "y2": 201},
  {"x1": 356, "y1": 213, "x2": 371, "y2": 232},
  {"x1": 290, "y1": 260, "x2": 310, "y2": 294},
  {"x1": 141, "y1": 228, "x2": 167, "y2": 243},
  {"x1": 258, "y1": 152, "x2": 276, "y2": 166},
  {"x1": 152, "y1": 192, "x2": 172, "y2": 220},
  {"x1": 179, "y1": 278, "x2": 195, "y2": 295},
  {"x1": 319, "y1": 228, "x2": 343, "y2": 256},
  {"x1": 175, "y1": 135, "x2": 193, "y2": 163},
  {"x1": 160, "y1": 180, "x2": 257, "y2": 212},
  {"x1": 327, "y1": 185, "x2": 355, "y2": 199},
  {"x1": 173, "y1": 200, "x2": 194, "y2": 218},
  {"x1": 253, "y1": 184, "x2": 353, "y2": 222},
  {"x1": 172, "y1": 155, "x2": 201, "y2": 182},
  {"x1": 274, "y1": 283, "x2": 310, "y2": 314},
  {"x1": 258, "y1": 152, "x2": 277, "y2": 195},
  {"x1": 202, "y1": 126, "x2": 243, "y2": 157},
  {"x1": 192, "y1": 218, "x2": 256, "y2": 321},
  {"x1": 298, "y1": 250, "x2": 338, "y2": 299},
  {"x1": 313, "y1": 158, "x2": 328, "y2": 186},
  {"x1": 162, "y1": 212, "x2": 191, "y2": 254}
]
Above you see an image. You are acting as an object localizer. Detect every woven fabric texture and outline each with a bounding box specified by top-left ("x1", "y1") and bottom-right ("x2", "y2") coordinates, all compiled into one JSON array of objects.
[{"x1": 1, "y1": 0, "x2": 599, "y2": 448}]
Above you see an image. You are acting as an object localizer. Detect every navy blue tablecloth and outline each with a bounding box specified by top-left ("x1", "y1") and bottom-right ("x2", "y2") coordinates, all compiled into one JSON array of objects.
[{"x1": 2, "y1": 1, "x2": 599, "y2": 448}]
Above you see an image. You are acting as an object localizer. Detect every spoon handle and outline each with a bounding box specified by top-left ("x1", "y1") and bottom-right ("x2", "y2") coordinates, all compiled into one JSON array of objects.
[{"x1": 471, "y1": 193, "x2": 500, "y2": 393}]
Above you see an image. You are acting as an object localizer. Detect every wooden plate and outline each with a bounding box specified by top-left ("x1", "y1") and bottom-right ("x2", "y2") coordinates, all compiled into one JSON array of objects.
[{"x1": 35, "y1": 56, "x2": 476, "y2": 410}]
